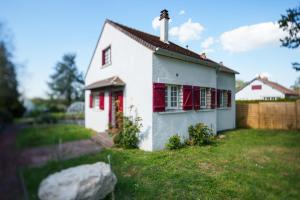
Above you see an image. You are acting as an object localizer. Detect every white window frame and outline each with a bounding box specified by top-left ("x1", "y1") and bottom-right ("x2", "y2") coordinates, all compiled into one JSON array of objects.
[
  {"x1": 219, "y1": 90, "x2": 228, "y2": 108},
  {"x1": 93, "y1": 92, "x2": 99, "y2": 109},
  {"x1": 200, "y1": 88, "x2": 207, "y2": 109},
  {"x1": 103, "y1": 46, "x2": 111, "y2": 66},
  {"x1": 165, "y1": 85, "x2": 182, "y2": 110},
  {"x1": 220, "y1": 91, "x2": 224, "y2": 107}
]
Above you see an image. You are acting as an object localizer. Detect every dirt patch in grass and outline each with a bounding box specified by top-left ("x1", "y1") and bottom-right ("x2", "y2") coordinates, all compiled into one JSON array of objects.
[
  {"x1": 198, "y1": 161, "x2": 224, "y2": 176},
  {"x1": 123, "y1": 166, "x2": 138, "y2": 177},
  {"x1": 245, "y1": 146, "x2": 300, "y2": 168}
]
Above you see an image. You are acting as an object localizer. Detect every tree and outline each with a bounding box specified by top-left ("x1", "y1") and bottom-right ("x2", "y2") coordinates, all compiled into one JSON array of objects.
[
  {"x1": 291, "y1": 77, "x2": 300, "y2": 96},
  {"x1": 236, "y1": 79, "x2": 247, "y2": 91},
  {"x1": 278, "y1": 6, "x2": 300, "y2": 71},
  {"x1": 48, "y1": 54, "x2": 84, "y2": 106},
  {"x1": 291, "y1": 77, "x2": 300, "y2": 89},
  {"x1": 0, "y1": 23, "x2": 25, "y2": 121}
]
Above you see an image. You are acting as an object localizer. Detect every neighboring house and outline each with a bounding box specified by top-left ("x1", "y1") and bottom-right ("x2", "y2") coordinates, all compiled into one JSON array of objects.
[
  {"x1": 85, "y1": 10, "x2": 238, "y2": 151},
  {"x1": 23, "y1": 99, "x2": 35, "y2": 114},
  {"x1": 236, "y1": 75, "x2": 298, "y2": 100}
]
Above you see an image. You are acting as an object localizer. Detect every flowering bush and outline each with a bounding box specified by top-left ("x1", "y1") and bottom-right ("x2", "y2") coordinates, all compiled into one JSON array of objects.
[{"x1": 188, "y1": 123, "x2": 213, "y2": 145}]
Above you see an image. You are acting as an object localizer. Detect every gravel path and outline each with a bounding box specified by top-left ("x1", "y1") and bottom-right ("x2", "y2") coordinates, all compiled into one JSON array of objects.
[
  {"x1": 19, "y1": 139, "x2": 103, "y2": 167},
  {"x1": 0, "y1": 125, "x2": 110, "y2": 200},
  {"x1": 0, "y1": 125, "x2": 24, "y2": 200}
]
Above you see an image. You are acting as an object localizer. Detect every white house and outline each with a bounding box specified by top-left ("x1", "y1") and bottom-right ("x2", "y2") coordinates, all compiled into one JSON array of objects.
[
  {"x1": 236, "y1": 75, "x2": 298, "y2": 100},
  {"x1": 85, "y1": 10, "x2": 238, "y2": 151}
]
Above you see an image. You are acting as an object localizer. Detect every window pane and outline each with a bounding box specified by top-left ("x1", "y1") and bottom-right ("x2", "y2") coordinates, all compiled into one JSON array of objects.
[
  {"x1": 104, "y1": 47, "x2": 111, "y2": 64},
  {"x1": 170, "y1": 85, "x2": 178, "y2": 108},
  {"x1": 200, "y1": 88, "x2": 206, "y2": 107},
  {"x1": 165, "y1": 87, "x2": 168, "y2": 108}
]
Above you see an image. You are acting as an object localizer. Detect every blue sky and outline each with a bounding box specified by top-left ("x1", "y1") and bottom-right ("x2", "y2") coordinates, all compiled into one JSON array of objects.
[{"x1": 0, "y1": 0, "x2": 299, "y2": 98}]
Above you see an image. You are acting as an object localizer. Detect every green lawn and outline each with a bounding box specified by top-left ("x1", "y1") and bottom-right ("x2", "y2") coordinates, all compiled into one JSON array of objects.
[
  {"x1": 23, "y1": 129, "x2": 300, "y2": 199},
  {"x1": 17, "y1": 124, "x2": 94, "y2": 149}
]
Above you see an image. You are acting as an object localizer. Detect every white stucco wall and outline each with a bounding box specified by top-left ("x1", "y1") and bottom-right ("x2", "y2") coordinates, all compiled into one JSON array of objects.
[
  {"x1": 236, "y1": 80, "x2": 284, "y2": 100},
  {"x1": 85, "y1": 23, "x2": 153, "y2": 151},
  {"x1": 216, "y1": 72, "x2": 236, "y2": 131},
  {"x1": 152, "y1": 54, "x2": 218, "y2": 150},
  {"x1": 85, "y1": 22, "x2": 236, "y2": 151}
]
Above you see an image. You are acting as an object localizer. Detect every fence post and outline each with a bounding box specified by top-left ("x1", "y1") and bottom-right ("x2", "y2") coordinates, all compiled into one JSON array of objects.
[
  {"x1": 258, "y1": 102, "x2": 261, "y2": 129},
  {"x1": 296, "y1": 100, "x2": 299, "y2": 129}
]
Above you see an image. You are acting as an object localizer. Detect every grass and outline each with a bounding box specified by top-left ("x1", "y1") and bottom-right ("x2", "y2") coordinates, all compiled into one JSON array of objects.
[
  {"x1": 23, "y1": 129, "x2": 300, "y2": 199},
  {"x1": 17, "y1": 124, "x2": 94, "y2": 149}
]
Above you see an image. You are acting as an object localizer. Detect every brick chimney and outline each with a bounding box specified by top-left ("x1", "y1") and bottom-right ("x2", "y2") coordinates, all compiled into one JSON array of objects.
[{"x1": 159, "y1": 9, "x2": 170, "y2": 43}]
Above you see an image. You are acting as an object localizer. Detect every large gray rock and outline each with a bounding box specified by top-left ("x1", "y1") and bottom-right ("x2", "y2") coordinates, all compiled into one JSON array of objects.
[{"x1": 38, "y1": 162, "x2": 117, "y2": 200}]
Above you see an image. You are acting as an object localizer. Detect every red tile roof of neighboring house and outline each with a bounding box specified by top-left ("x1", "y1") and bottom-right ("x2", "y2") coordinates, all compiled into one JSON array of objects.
[
  {"x1": 258, "y1": 77, "x2": 297, "y2": 95},
  {"x1": 106, "y1": 20, "x2": 238, "y2": 74},
  {"x1": 237, "y1": 77, "x2": 297, "y2": 96}
]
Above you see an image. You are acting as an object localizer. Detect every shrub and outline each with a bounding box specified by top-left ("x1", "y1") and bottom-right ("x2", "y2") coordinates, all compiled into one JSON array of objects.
[
  {"x1": 188, "y1": 123, "x2": 213, "y2": 145},
  {"x1": 166, "y1": 135, "x2": 182, "y2": 150},
  {"x1": 114, "y1": 116, "x2": 142, "y2": 149},
  {"x1": 35, "y1": 113, "x2": 58, "y2": 124}
]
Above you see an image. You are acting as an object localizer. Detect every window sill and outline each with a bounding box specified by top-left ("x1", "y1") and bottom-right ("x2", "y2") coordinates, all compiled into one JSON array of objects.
[
  {"x1": 101, "y1": 62, "x2": 111, "y2": 68},
  {"x1": 217, "y1": 107, "x2": 231, "y2": 110},
  {"x1": 195, "y1": 109, "x2": 214, "y2": 112},
  {"x1": 92, "y1": 108, "x2": 105, "y2": 112},
  {"x1": 158, "y1": 110, "x2": 187, "y2": 114},
  {"x1": 158, "y1": 109, "x2": 215, "y2": 114}
]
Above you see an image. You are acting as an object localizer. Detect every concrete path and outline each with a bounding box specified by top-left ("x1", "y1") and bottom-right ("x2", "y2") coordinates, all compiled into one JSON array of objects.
[
  {"x1": 91, "y1": 132, "x2": 114, "y2": 148},
  {"x1": 0, "y1": 125, "x2": 24, "y2": 200},
  {"x1": 19, "y1": 139, "x2": 103, "y2": 167}
]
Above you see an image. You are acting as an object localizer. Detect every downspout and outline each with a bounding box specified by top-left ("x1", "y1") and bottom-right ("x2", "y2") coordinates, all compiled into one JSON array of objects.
[{"x1": 215, "y1": 64, "x2": 221, "y2": 134}]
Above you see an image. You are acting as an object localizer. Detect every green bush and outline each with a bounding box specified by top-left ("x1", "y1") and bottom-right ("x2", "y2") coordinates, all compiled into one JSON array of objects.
[
  {"x1": 35, "y1": 113, "x2": 58, "y2": 124},
  {"x1": 188, "y1": 123, "x2": 213, "y2": 145},
  {"x1": 114, "y1": 116, "x2": 141, "y2": 149},
  {"x1": 166, "y1": 135, "x2": 182, "y2": 150}
]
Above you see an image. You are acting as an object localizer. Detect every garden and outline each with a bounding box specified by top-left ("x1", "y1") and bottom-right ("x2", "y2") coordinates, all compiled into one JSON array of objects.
[{"x1": 22, "y1": 129, "x2": 300, "y2": 199}]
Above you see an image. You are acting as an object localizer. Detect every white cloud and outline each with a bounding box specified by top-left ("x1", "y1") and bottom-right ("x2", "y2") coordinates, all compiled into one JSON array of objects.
[
  {"x1": 220, "y1": 22, "x2": 286, "y2": 52},
  {"x1": 201, "y1": 37, "x2": 215, "y2": 49},
  {"x1": 201, "y1": 48, "x2": 215, "y2": 53},
  {"x1": 179, "y1": 10, "x2": 185, "y2": 15},
  {"x1": 152, "y1": 16, "x2": 160, "y2": 30},
  {"x1": 169, "y1": 19, "x2": 204, "y2": 42}
]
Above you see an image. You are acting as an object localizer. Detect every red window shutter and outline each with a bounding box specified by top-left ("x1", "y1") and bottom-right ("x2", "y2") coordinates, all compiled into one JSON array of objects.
[
  {"x1": 193, "y1": 86, "x2": 200, "y2": 110},
  {"x1": 217, "y1": 89, "x2": 221, "y2": 108},
  {"x1": 211, "y1": 88, "x2": 216, "y2": 109},
  {"x1": 102, "y1": 50, "x2": 105, "y2": 65},
  {"x1": 99, "y1": 92, "x2": 105, "y2": 110},
  {"x1": 153, "y1": 83, "x2": 166, "y2": 112},
  {"x1": 227, "y1": 90, "x2": 232, "y2": 107},
  {"x1": 183, "y1": 85, "x2": 193, "y2": 110},
  {"x1": 89, "y1": 94, "x2": 93, "y2": 108}
]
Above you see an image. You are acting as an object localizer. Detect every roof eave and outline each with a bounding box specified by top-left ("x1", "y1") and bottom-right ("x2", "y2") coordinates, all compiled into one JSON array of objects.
[
  {"x1": 154, "y1": 48, "x2": 238, "y2": 74},
  {"x1": 155, "y1": 48, "x2": 218, "y2": 68}
]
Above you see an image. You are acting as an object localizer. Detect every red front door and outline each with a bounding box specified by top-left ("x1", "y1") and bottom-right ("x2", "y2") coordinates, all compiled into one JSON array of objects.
[{"x1": 109, "y1": 91, "x2": 123, "y2": 128}]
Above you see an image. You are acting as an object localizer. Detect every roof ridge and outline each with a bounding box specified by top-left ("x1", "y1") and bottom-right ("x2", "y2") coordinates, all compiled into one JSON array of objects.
[
  {"x1": 105, "y1": 19, "x2": 238, "y2": 74},
  {"x1": 107, "y1": 19, "x2": 160, "y2": 40},
  {"x1": 106, "y1": 19, "x2": 204, "y2": 57},
  {"x1": 257, "y1": 77, "x2": 296, "y2": 95}
]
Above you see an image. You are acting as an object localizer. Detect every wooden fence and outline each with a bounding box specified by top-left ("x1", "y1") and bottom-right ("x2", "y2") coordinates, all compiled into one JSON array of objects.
[{"x1": 236, "y1": 100, "x2": 300, "y2": 130}]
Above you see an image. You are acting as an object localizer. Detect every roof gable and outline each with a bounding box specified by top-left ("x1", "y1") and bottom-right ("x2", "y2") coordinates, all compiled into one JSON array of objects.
[
  {"x1": 106, "y1": 19, "x2": 238, "y2": 74},
  {"x1": 237, "y1": 77, "x2": 297, "y2": 95}
]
